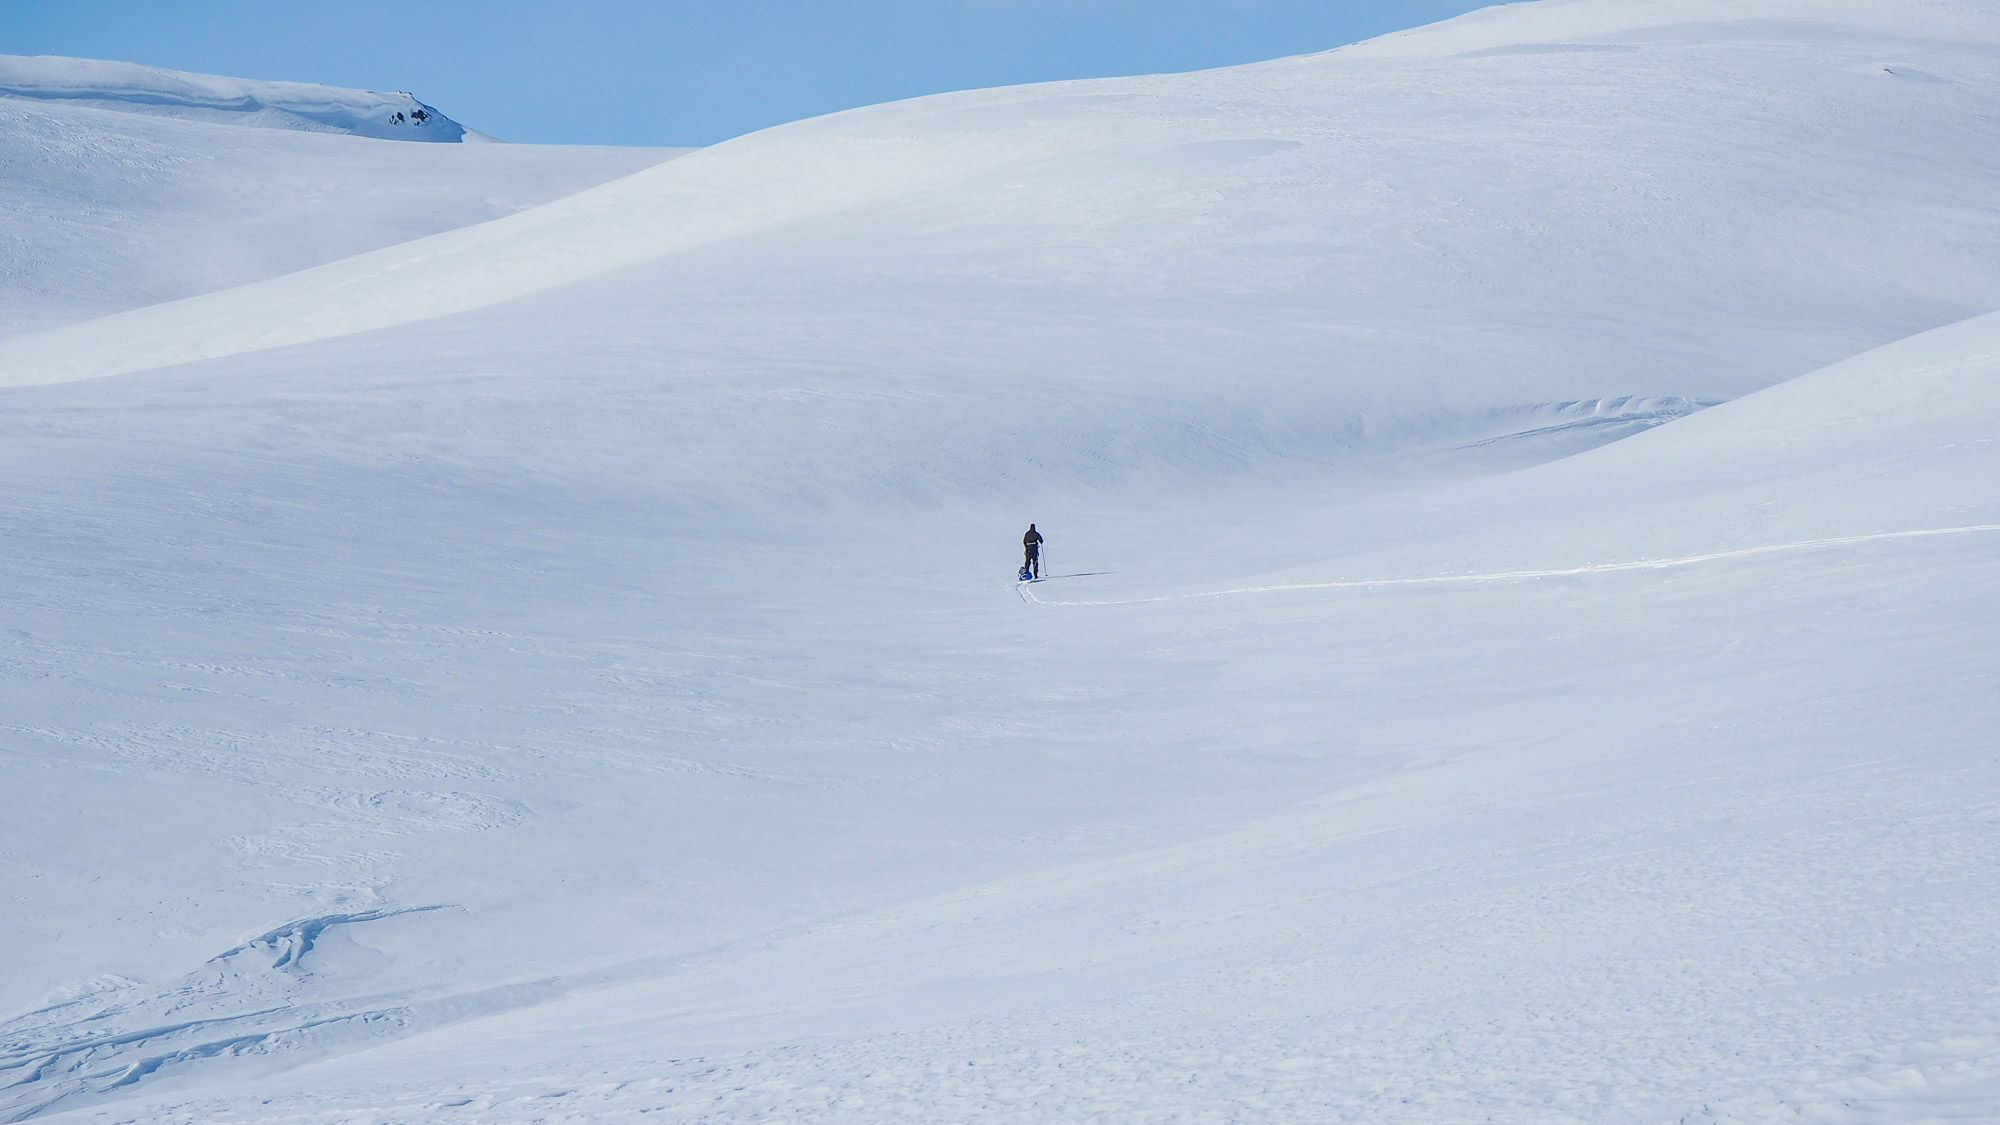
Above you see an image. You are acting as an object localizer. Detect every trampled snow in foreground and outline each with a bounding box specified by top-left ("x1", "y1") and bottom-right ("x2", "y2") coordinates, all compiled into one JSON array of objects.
[{"x1": 2, "y1": 1, "x2": 1998, "y2": 1121}]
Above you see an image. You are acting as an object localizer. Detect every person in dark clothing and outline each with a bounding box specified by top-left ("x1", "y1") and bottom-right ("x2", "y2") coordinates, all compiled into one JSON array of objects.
[{"x1": 1022, "y1": 524, "x2": 1044, "y2": 579}]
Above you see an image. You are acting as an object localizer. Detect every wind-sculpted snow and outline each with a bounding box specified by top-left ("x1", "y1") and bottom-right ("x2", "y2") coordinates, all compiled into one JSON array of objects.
[
  {"x1": 0, "y1": 55, "x2": 477, "y2": 141},
  {"x1": 0, "y1": 904, "x2": 699, "y2": 1121},
  {"x1": 3, "y1": 2, "x2": 2000, "y2": 1122},
  {"x1": 0, "y1": 908, "x2": 457, "y2": 1121}
]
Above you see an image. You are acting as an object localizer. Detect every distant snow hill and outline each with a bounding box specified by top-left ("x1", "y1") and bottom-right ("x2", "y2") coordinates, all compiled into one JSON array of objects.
[
  {"x1": 0, "y1": 55, "x2": 680, "y2": 339},
  {"x1": 0, "y1": 53, "x2": 483, "y2": 141},
  {"x1": 6, "y1": 0, "x2": 2000, "y2": 442}
]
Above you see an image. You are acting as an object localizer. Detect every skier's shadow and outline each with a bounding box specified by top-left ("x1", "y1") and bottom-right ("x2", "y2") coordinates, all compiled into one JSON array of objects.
[{"x1": 1040, "y1": 572, "x2": 1112, "y2": 580}]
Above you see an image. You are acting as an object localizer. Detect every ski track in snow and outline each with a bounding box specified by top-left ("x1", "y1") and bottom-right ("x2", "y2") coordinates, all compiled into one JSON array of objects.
[
  {"x1": 1018, "y1": 524, "x2": 2000, "y2": 606},
  {"x1": 0, "y1": 910, "x2": 449, "y2": 1123}
]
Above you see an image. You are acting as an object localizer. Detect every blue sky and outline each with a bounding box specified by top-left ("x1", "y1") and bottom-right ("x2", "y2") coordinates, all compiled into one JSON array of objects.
[{"x1": 7, "y1": 1, "x2": 1493, "y2": 146}]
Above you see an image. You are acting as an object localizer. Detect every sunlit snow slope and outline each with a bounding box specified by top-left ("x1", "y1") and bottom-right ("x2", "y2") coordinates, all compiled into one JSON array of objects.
[
  {"x1": 2, "y1": 1, "x2": 1998, "y2": 1122},
  {"x1": 5, "y1": 0, "x2": 2000, "y2": 402}
]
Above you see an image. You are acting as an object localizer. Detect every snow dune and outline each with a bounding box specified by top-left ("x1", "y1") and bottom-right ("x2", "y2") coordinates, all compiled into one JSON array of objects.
[{"x1": 3, "y1": 1, "x2": 1999, "y2": 1121}]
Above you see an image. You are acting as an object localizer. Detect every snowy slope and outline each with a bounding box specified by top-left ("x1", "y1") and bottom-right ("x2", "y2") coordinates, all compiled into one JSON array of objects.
[
  {"x1": 2, "y1": 0, "x2": 1998, "y2": 430},
  {"x1": 2, "y1": 1, "x2": 1999, "y2": 1122},
  {"x1": 1340, "y1": 0, "x2": 2000, "y2": 59},
  {"x1": 6, "y1": 283, "x2": 1994, "y2": 1125},
  {"x1": 0, "y1": 77, "x2": 678, "y2": 339},
  {"x1": 0, "y1": 55, "x2": 478, "y2": 141}
]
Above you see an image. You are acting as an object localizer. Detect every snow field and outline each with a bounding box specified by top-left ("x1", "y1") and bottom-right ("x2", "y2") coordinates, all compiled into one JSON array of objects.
[
  {"x1": 4, "y1": 0, "x2": 2000, "y2": 1120},
  {"x1": 8, "y1": 313, "x2": 1998, "y2": 1120},
  {"x1": 23, "y1": 450, "x2": 1996, "y2": 1122}
]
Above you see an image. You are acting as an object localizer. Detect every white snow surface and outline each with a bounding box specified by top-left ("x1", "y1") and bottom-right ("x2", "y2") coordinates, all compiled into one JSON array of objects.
[
  {"x1": 6, "y1": 0, "x2": 2000, "y2": 400},
  {"x1": 0, "y1": 66, "x2": 679, "y2": 339},
  {"x1": 0, "y1": 54, "x2": 480, "y2": 141},
  {"x1": 3, "y1": 1, "x2": 1999, "y2": 1122}
]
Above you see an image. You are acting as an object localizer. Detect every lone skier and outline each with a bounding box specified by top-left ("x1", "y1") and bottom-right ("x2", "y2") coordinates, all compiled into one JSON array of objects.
[{"x1": 1022, "y1": 524, "x2": 1044, "y2": 580}]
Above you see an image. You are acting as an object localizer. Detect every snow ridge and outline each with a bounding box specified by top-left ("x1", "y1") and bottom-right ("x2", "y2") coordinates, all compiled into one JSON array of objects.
[{"x1": 0, "y1": 54, "x2": 481, "y2": 141}]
